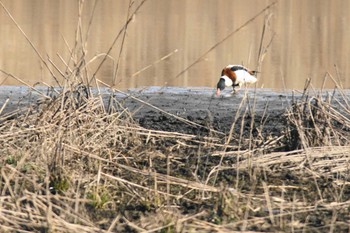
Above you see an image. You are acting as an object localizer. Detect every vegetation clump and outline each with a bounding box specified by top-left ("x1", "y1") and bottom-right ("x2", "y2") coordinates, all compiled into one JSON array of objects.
[{"x1": 1, "y1": 1, "x2": 350, "y2": 232}]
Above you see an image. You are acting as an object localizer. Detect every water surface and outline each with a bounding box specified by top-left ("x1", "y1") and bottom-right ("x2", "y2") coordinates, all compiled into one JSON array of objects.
[{"x1": 0, "y1": 0, "x2": 349, "y2": 89}]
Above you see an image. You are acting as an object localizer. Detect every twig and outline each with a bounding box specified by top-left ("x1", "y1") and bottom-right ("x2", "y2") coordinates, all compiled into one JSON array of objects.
[
  {"x1": 131, "y1": 49, "x2": 179, "y2": 77},
  {"x1": 0, "y1": 70, "x2": 50, "y2": 99},
  {"x1": 0, "y1": 1, "x2": 60, "y2": 86},
  {"x1": 113, "y1": 0, "x2": 133, "y2": 85},
  {"x1": 0, "y1": 98, "x2": 9, "y2": 116},
  {"x1": 175, "y1": 1, "x2": 277, "y2": 79},
  {"x1": 90, "y1": 0, "x2": 148, "y2": 84},
  {"x1": 96, "y1": 78, "x2": 225, "y2": 135}
]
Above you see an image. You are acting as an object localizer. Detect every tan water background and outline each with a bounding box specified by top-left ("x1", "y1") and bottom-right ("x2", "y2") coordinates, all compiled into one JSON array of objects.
[{"x1": 0, "y1": 0, "x2": 349, "y2": 90}]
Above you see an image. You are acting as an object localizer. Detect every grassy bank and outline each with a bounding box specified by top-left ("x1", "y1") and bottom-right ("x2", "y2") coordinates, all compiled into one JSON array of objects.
[{"x1": 1, "y1": 81, "x2": 350, "y2": 232}]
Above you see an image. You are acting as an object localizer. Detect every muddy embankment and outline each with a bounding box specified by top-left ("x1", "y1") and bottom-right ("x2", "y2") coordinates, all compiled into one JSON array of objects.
[
  {"x1": 2, "y1": 85, "x2": 350, "y2": 232},
  {"x1": 0, "y1": 85, "x2": 346, "y2": 142}
]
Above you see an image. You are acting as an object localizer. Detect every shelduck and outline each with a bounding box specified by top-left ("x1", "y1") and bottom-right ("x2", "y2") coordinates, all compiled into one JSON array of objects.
[{"x1": 216, "y1": 65, "x2": 257, "y2": 96}]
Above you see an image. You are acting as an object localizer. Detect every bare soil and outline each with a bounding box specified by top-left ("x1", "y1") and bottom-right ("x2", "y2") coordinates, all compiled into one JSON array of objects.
[
  {"x1": 1, "y1": 86, "x2": 290, "y2": 137},
  {"x1": 114, "y1": 87, "x2": 290, "y2": 134}
]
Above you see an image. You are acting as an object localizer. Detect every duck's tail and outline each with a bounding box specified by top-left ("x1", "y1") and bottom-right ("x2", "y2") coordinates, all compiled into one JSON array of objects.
[
  {"x1": 244, "y1": 75, "x2": 258, "y2": 84},
  {"x1": 249, "y1": 70, "x2": 259, "y2": 76}
]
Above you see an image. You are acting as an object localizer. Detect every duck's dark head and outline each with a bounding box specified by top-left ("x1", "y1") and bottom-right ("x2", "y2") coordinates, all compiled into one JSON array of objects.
[{"x1": 216, "y1": 78, "x2": 226, "y2": 96}]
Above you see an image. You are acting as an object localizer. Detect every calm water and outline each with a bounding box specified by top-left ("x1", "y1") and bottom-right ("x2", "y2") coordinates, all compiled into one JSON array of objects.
[{"x1": 0, "y1": 0, "x2": 349, "y2": 90}]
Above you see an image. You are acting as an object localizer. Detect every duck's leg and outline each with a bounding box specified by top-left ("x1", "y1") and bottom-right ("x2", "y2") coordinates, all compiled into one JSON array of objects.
[
  {"x1": 231, "y1": 83, "x2": 240, "y2": 94},
  {"x1": 238, "y1": 83, "x2": 244, "y2": 91}
]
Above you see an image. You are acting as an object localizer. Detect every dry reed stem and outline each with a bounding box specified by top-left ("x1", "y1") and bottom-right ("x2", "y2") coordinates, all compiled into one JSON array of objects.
[
  {"x1": 0, "y1": 1, "x2": 60, "y2": 86},
  {"x1": 96, "y1": 78, "x2": 225, "y2": 135},
  {"x1": 90, "y1": 0, "x2": 148, "y2": 84},
  {"x1": 0, "y1": 98, "x2": 9, "y2": 115},
  {"x1": 113, "y1": 0, "x2": 133, "y2": 85},
  {"x1": 0, "y1": 70, "x2": 50, "y2": 99},
  {"x1": 131, "y1": 49, "x2": 179, "y2": 78},
  {"x1": 175, "y1": 1, "x2": 278, "y2": 79}
]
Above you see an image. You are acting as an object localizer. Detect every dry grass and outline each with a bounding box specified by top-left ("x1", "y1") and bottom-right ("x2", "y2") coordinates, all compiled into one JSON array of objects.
[
  {"x1": 0, "y1": 92, "x2": 350, "y2": 232},
  {"x1": 285, "y1": 82, "x2": 350, "y2": 150},
  {"x1": 1, "y1": 77, "x2": 350, "y2": 233},
  {"x1": 1, "y1": 1, "x2": 350, "y2": 232}
]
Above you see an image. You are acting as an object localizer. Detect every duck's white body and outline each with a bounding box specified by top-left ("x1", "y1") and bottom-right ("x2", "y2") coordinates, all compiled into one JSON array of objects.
[{"x1": 216, "y1": 65, "x2": 257, "y2": 95}]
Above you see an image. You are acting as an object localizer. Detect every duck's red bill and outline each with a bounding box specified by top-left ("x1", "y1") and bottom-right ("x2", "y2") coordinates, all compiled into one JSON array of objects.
[{"x1": 216, "y1": 88, "x2": 221, "y2": 96}]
